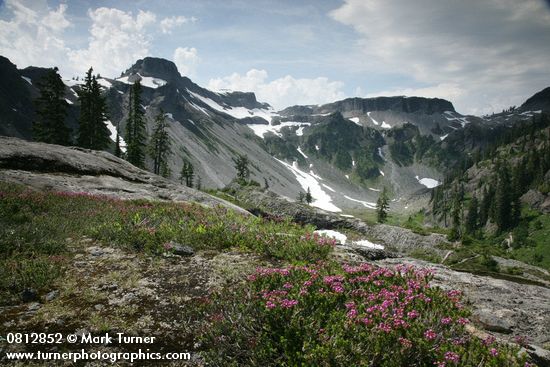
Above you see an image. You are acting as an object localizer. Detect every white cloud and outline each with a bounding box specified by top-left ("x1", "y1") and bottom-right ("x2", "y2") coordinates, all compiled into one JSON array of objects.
[
  {"x1": 160, "y1": 15, "x2": 196, "y2": 34},
  {"x1": 209, "y1": 69, "x2": 346, "y2": 110},
  {"x1": 0, "y1": 0, "x2": 71, "y2": 70},
  {"x1": 330, "y1": 0, "x2": 550, "y2": 114},
  {"x1": 173, "y1": 47, "x2": 200, "y2": 77},
  {"x1": 68, "y1": 8, "x2": 157, "y2": 78}
]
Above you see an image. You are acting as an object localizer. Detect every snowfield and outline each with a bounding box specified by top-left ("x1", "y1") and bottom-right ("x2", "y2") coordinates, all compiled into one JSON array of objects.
[
  {"x1": 275, "y1": 158, "x2": 341, "y2": 212},
  {"x1": 116, "y1": 73, "x2": 167, "y2": 89},
  {"x1": 248, "y1": 121, "x2": 310, "y2": 138},
  {"x1": 343, "y1": 195, "x2": 376, "y2": 209},
  {"x1": 415, "y1": 175, "x2": 440, "y2": 188}
]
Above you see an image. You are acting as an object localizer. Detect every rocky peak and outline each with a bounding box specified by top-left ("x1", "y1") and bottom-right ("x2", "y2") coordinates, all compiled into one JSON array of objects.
[
  {"x1": 122, "y1": 57, "x2": 181, "y2": 82},
  {"x1": 219, "y1": 91, "x2": 270, "y2": 110},
  {"x1": 519, "y1": 86, "x2": 550, "y2": 112},
  {"x1": 319, "y1": 96, "x2": 456, "y2": 115}
]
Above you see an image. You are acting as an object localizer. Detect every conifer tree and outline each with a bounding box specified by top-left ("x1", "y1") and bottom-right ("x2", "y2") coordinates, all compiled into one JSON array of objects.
[
  {"x1": 465, "y1": 196, "x2": 479, "y2": 235},
  {"x1": 180, "y1": 159, "x2": 194, "y2": 187},
  {"x1": 149, "y1": 110, "x2": 172, "y2": 176},
  {"x1": 376, "y1": 187, "x2": 390, "y2": 223},
  {"x1": 77, "y1": 67, "x2": 110, "y2": 150},
  {"x1": 233, "y1": 154, "x2": 250, "y2": 183},
  {"x1": 125, "y1": 81, "x2": 146, "y2": 168},
  {"x1": 495, "y1": 163, "x2": 512, "y2": 232},
  {"x1": 33, "y1": 67, "x2": 70, "y2": 145},
  {"x1": 305, "y1": 187, "x2": 313, "y2": 204}
]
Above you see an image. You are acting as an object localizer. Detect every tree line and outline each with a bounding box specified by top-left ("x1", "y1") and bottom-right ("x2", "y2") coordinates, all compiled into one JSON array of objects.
[
  {"x1": 32, "y1": 66, "x2": 197, "y2": 187},
  {"x1": 431, "y1": 116, "x2": 550, "y2": 242}
]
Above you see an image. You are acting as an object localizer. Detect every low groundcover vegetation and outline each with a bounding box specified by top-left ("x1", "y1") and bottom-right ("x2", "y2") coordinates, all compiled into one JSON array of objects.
[
  {"x1": 201, "y1": 262, "x2": 532, "y2": 366},
  {"x1": 0, "y1": 182, "x2": 537, "y2": 366}
]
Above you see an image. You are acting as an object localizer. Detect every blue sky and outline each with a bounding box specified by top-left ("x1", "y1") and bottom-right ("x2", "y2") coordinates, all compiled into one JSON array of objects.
[{"x1": 1, "y1": 0, "x2": 550, "y2": 114}]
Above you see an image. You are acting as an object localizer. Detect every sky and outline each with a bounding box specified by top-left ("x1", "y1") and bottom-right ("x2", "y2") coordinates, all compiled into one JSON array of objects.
[{"x1": 1, "y1": 0, "x2": 549, "y2": 115}]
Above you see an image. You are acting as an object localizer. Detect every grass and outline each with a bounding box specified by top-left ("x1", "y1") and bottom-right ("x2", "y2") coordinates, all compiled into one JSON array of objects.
[{"x1": 0, "y1": 182, "x2": 334, "y2": 304}]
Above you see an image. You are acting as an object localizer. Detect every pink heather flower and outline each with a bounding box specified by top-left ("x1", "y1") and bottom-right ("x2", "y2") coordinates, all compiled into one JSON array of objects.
[
  {"x1": 361, "y1": 317, "x2": 372, "y2": 326},
  {"x1": 489, "y1": 348, "x2": 498, "y2": 357},
  {"x1": 483, "y1": 336, "x2": 496, "y2": 346},
  {"x1": 441, "y1": 317, "x2": 452, "y2": 325},
  {"x1": 444, "y1": 352, "x2": 460, "y2": 363},
  {"x1": 266, "y1": 301, "x2": 276, "y2": 309},
  {"x1": 283, "y1": 282, "x2": 293, "y2": 289},
  {"x1": 303, "y1": 280, "x2": 313, "y2": 287},
  {"x1": 280, "y1": 299, "x2": 298, "y2": 308},
  {"x1": 457, "y1": 317, "x2": 469, "y2": 325},
  {"x1": 331, "y1": 284, "x2": 344, "y2": 293},
  {"x1": 407, "y1": 310, "x2": 419, "y2": 319},
  {"x1": 347, "y1": 309, "x2": 358, "y2": 319},
  {"x1": 345, "y1": 302, "x2": 356, "y2": 309},
  {"x1": 377, "y1": 322, "x2": 392, "y2": 333},
  {"x1": 424, "y1": 329, "x2": 437, "y2": 341},
  {"x1": 398, "y1": 337, "x2": 412, "y2": 349},
  {"x1": 434, "y1": 362, "x2": 446, "y2": 367}
]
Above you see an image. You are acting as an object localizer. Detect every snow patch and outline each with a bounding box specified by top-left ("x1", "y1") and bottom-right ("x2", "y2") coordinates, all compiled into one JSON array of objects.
[
  {"x1": 105, "y1": 120, "x2": 127, "y2": 153},
  {"x1": 440, "y1": 134, "x2": 448, "y2": 141},
  {"x1": 368, "y1": 187, "x2": 381, "y2": 192},
  {"x1": 340, "y1": 214, "x2": 354, "y2": 218},
  {"x1": 315, "y1": 145, "x2": 320, "y2": 151},
  {"x1": 322, "y1": 184, "x2": 335, "y2": 192},
  {"x1": 65, "y1": 98, "x2": 73, "y2": 105},
  {"x1": 21, "y1": 76, "x2": 32, "y2": 85},
  {"x1": 353, "y1": 239, "x2": 384, "y2": 250},
  {"x1": 97, "y1": 78, "x2": 112, "y2": 89},
  {"x1": 116, "y1": 73, "x2": 167, "y2": 89},
  {"x1": 63, "y1": 79, "x2": 79, "y2": 87},
  {"x1": 314, "y1": 229, "x2": 347, "y2": 244},
  {"x1": 415, "y1": 175, "x2": 440, "y2": 188},
  {"x1": 381, "y1": 121, "x2": 391, "y2": 129},
  {"x1": 165, "y1": 113, "x2": 174, "y2": 119},
  {"x1": 367, "y1": 112, "x2": 379, "y2": 126},
  {"x1": 248, "y1": 121, "x2": 310, "y2": 138},
  {"x1": 187, "y1": 119, "x2": 196, "y2": 125},
  {"x1": 344, "y1": 195, "x2": 376, "y2": 209},
  {"x1": 348, "y1": 117, "x2": 361, "y2": 125},
  {"x1": 345, "y1": 174, "x2": 350, "y2": 179},
  {"x1": 275, "y1": 158, "x2": 341, "y2": 212},
  {"x1": 297, "y1": 147, "x2": 308, "y2": 159},
  {"x1": 188, "y1": 89, "x2": 277, "y2": 123},
  {"x1": 379, "y1": 169, "x2": 385, "y2": 176},
  {"x1": 377, "y1": 147, "x2": 385, "y2": 161}
]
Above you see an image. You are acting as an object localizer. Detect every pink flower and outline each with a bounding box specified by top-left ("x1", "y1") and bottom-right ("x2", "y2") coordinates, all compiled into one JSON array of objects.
[
  {"x1": 489, "y1": 348, "x2": 498, "y2": 357},
  {"x1": 407, "y1": 310, "x2": 419, "y2": 319},
  {"x1": 280, "y1": 299, "x2": 298, "y2": 308},
  {"x1": 424, "y1": 329, "x2": 437, "y2": 341},
  {"x1": 398, "y1": 337, "x2": 412, "y2": 349},
  {"x1": 347, "y1": 309, "x2": 357, "y2": 319},
  {"x1": 283, "y1": 282, "x2": 293, "y2": 289},
  {"x1": 266, "y1": 301, "x2": 276, "y2": 309},
  {"x1": 457, "y1": 317, "x2": 469, "y2": 325},
  {"x1": 377, "y1": 322, "x2": 392, "y2": 333},
  {"x1": 441, "y1": 317, "x2": 452, "y2": 325},
  {"x1": 444, "y1": 352, "x2": 459, "y2": 363}
]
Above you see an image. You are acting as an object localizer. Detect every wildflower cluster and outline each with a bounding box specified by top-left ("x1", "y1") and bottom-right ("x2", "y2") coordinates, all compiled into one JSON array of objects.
[{"x1": 202, "y1": 262, "x2": 533, "y2": 366}]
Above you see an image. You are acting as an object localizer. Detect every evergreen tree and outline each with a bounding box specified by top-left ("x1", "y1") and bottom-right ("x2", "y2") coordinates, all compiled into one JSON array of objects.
[
  {"x1": 33, "y1": 67, "x2": 70, "y2": 145},
  {"x1": 305, "y1": 187, "x2": 313, "y2": 204},
  {"x1": 376, "y1": 187, "x2": 390, "y2": 223},
  {"x1": 494, "y1": 163, "x2": 512, "y2": 232},
  {"x1": 264, "y1": 177, "x2": 269, "y2": 190},
  {"x1": 196, "y1": 175, "x2": 202, "y2": 190},
  {"x1": 180, "y1": 159, "x2": 194, "y2": 187},
  {"x1": 77, "y1": 67, "x2": 110, "y2": 150},
  {"x1": 125, "y1": 80, "x2": 147, "y2": 168},
  {"x1": 297, "y1": 191, "x2": 305, "y2": 203},
  {"x1": 465, "y1": 196, "x2": 479, "y2": 235},
  {"x1": 233, "y1": 154, "x2": 250, "y2": 183},
  {"x1": 149, "y1": 111, "x2": 172, "y2": 176},
  {"x1": 114, "y1": 127, "x2": 122, "y2": 158}
]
